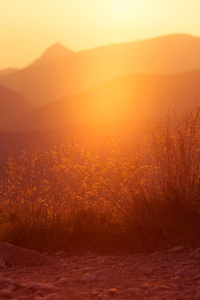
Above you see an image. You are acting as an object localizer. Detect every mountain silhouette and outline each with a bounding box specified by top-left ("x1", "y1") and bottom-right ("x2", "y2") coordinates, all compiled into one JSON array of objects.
[{"x1": 0, "y1": 34, "x2": 200, "y2": 107}]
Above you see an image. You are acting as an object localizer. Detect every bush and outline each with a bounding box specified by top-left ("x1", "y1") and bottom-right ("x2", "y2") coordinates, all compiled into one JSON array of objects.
[{"x1": 1, "y1": 106, "x2": 200, "y2": 251}]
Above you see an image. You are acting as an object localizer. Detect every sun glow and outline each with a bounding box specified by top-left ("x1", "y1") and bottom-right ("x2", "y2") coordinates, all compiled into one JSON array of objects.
[{"x1": 108, "y1": 0, "x2": 141, "y2": 20}]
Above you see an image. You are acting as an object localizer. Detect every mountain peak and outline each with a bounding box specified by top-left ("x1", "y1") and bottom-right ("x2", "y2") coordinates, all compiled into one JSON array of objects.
[
  {"x1": 44, "y1": 42, "x2": 73, "y2": 55},
  {"x1": 33, "y1": 43, "x2": 74, "y2": 66}
]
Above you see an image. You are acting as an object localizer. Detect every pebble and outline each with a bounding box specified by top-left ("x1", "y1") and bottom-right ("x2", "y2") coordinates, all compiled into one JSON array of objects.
[
  {"x1": 140, "y1": 283, "x2": 151, "y2": 289},
  {"x1": 175, "y1": 267, "x2": 190, "y2": 277},
  {"x1": 81, "y1": 273, "x2": 96, "y2": 283},
  {"x1": 143, "y1": 267, "x2": 154, "y2": 275},
  {"x1": 168, "y1": 246, "x2": 184, "y2": 253},
  {"x1": 0, "y1": 242, "x2": 52, "y2": 266},
  {"x1": 0, "y1": 289, "x2": 14, "y2": 298},
  {"x1": 55, "y1": 277, "x2": 74, "y2": 287},
  {"x1": 72, "y1": 256, "x2": 79, "y2": 262},
  {"x1": 0, "y1": 260, "x2": 6, "y2": 268},
  {"x1": 54, "y1": 251, "x2": 68, "y2": 258},
  {"x1": 106, "y1": 288, "x2": 117, "y2": 295},
  {"x1": 0, "y1": 276, "x2": 21, "y2": 290},
  {"x1": 26, "y1": 281, "x2": 54, "y2": 293},
  {"x1": 190, "y1": 248, "x2": 200, "y2": 259}
]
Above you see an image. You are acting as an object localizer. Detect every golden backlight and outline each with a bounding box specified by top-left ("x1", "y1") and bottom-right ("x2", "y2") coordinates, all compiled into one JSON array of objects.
[{"x1": 74, "y1": 75, "x2": 143, "y2": 139}]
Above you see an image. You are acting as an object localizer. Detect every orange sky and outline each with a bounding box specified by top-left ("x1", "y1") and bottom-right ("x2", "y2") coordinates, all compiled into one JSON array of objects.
[{"x1": 1, "y1": 0, "x2": 200, "y2": 69}]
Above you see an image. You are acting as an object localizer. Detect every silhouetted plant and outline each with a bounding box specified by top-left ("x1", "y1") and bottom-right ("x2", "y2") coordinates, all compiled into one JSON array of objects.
[{"x1": 1, "y1": 105, "x2": 200, "y2": 250}]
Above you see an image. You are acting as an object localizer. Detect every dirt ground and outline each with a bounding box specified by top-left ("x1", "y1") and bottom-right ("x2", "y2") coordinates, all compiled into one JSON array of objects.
[{"x1": 0, "y1": 245, "x2": 200, "y2": 299}]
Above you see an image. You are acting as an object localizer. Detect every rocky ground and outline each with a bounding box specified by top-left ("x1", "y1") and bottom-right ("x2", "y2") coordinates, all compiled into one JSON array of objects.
[{"x1": 0, "y1": 243, "x2": 200, "y2": 299}]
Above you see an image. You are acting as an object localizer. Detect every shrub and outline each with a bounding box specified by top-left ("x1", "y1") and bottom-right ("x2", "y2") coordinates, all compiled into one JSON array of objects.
[{"x1": 1, "y1": 106, "x2": 200, "y2": 251}]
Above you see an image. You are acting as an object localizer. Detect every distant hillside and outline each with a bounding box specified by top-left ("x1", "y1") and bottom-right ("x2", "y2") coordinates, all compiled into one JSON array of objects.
[
  {"x1": 0, "y1": 34, "x2": 200, "y2": 107},
  {"x1": 0, "y1": 84, "x2": 31, "y2": 130},
  {"x1": 11, "y1": 70, "x2": 200, "y2": 133}
]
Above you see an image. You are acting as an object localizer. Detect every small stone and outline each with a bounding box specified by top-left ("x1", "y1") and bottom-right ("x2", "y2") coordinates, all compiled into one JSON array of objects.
[
  {"x1": 106, "y1": 288, "x2": 117, "y2": 295},
  {"x1": 118, "y1": 263, "x2": 125, "y2": 267},
  {"x1": 94, "y1": 268, "x2": 121, "y2": 281},
  {"x1": 91, "y1": 290, "x2": 101, "y2": 297},
  {"x1": 86, "y1": 251, "x2": 96, "y2": 258},
  {"x1": 175, "y1": 268, "x2": 190, "y2": 277},
  {"x1": 190, "y1": 248, "x2": 200, "y2": 260},
  {"x1": 170, "y1": 276, "x2": 180, "y2": 282},
  {"x1": 158, "y1": 285, "x2": 171, "y2": 290},
  {"x1": 55, "y1": 251, "x2": 68, "y2": 258},
  {"x1": 3, "y1": 285, "x2": 16, "y2": 292},
  {"x1": 0, "y1": 260, "x2": 6, "y2": 268},
  {"x1": 193, "y1": 274, "x2": 200, "y2": 280},
  {"x1": 42, "y1": 252, "x2": 50, "y2": 257},
  {"x1": 0, "y1": 277, "x2": 20, "y2": 290},
  {"x1": 81, "y1": 273, "x2": 96, "y2": 283},
  {"x1": 34, "y1": 294, "x2": 46, "y2": 300},
  {"x1": 168, "y1": 246, "x2": 184, "y2": 253},
  {"x1": 35, "y1": 290, "x2": 45, "y2": 297},
  {"x1": 55, "y1": 277, "x2": 74, "y2": 287},
  {"x1": 72, "y1": 256, "x2": 79, "y2": 262},
  {"x1": 0, "y1": 289, "x2": 13, "y2": 298},
  {"x1": 141, "y1": 283, "x2": 151, "y2": 289},
  {"x1": 82, "y1": 267, "x2": 96, "y2": 273},
  {"x1": 26, "y1": 281, "x2": 54, "y2": 293},
  {"x1": 98, "y1": 294, "x2": 109, "y2": 300},
  {"x1": 143, "y1": 267, "x2": 154, "y2": 275},
  {"x1": 0, "y1": 242, "x2": 52, "y2": 266},
  {"x1": 46, "y1": 295, "x2": 67, "y2": 300},
  {"x1": 95, "y1": 268, "x2": 114, "y2": 276}
]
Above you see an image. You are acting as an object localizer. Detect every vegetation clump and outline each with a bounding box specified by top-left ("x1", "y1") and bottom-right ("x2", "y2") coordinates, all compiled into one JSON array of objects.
[{"x1": 1, "y1": 107, "x2": 200, "y2": 252}]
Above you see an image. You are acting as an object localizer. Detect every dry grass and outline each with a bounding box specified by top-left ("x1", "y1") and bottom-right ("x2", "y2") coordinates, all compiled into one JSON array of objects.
[{"x1": 1, "y1": 106, "x2": 200, "y2": 252}]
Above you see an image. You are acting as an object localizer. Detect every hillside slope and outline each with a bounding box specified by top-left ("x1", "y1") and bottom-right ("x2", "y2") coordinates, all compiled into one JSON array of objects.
[
  {"x1": 12, "y1": 70, "x2": 200, "y2": 133},
  {"x1": 0, "y1": 85, "x2": 31, "y2": 130}
]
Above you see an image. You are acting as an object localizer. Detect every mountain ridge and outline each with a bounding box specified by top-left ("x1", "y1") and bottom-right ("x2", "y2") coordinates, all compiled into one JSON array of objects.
[{"x1": 0, "y1": 33, "x2": 200, "y2": 107}]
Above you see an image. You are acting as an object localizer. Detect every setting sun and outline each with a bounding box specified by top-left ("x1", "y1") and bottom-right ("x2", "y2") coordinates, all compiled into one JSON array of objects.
[{"x1": 109, "y1": 0, "x2": 135, "y2": 18}]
